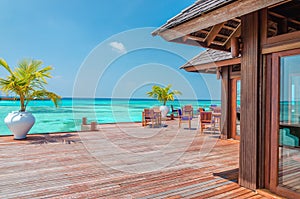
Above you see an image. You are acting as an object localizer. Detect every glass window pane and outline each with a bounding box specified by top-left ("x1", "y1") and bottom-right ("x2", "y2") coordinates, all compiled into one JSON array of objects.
[
  {"x1": 279, "y1": 54, "x2": 300, "y2": 192},
  {"x1": 236, "y1": 80, "x2": 241, "y2": 136}
]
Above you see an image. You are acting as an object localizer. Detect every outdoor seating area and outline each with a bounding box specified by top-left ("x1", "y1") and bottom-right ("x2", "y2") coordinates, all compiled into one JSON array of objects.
[
  {"x1": 142, "y1": 105, "x2": 222, "y2": 133},
  {"x1": 153, "y1": 0, "x2": 300, "y2": 197},
  {"x1": 0, "y1": 121, "x2": 268, "y2": 198},
  {"x1": 142, "y1": 108, "x2": 162, "y2": 127}
]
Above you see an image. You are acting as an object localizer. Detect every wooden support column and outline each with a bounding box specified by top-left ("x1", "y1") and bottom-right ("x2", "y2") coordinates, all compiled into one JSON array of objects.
[
  {"x1": 239, "y1": 11, "x2": 260, "y2": 190},
  {"x1": 221, "y1": 66, "x2": 230, "y2": 139}
]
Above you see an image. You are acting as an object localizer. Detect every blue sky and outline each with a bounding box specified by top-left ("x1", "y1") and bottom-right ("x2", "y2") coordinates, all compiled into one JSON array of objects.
[{"x1": 0, "y1": 0, "x2": 221, "y2": 100}]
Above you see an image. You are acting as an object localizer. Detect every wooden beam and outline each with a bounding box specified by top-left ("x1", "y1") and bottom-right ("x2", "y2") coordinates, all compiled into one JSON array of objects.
[
  {"x1": 269, "y1": 11, "x2": 300, "y2": 25},
  {"x1": 155, "y1": 0, "x2": 286, "y2": 41},
  {"x1": 262, "y1": 40, "x2": 300, "y2": 54},
  {"x1": 217, "y1": 34, "x2": 228, "y2": 39},
  {"x1": 260, "y1": 9, "x2": 268, "y2": 46},
  {"x1": 268, "y1": 0, "x2": 291, "y2": 8},
  {"x1": 182, "y1": 57, "x2": 241, "y2": 72},
  {"x1": 268, "y1": 11, "x2": 285, "y2": 19},
  {"x1": 206, "y1": 23, "x2": 225, "y2": 46},
  {"x1": 212, "y1": 41, "x2": 226, "y2": 46},
  {"x1": 225, "y1": 25, "x2": 241, "y2": 49},
  {"x1": 199, "y1": 29, "x2": 210, "y2": 34},
  {"x1": 184, "y1": 35, "x2": 206, "y2": 42},
  {"x1": 231, "y1": 18, "x2": 241, "y2": 23},
  {"x1": 171, "y1": 37, "x2": 229, "y2": 51},
  {"x1": 223, "y1": 25, "x2": 236, "y2": 31},
  {"x1": 231, "y1": 37, "x2": 240, "y2": 57},
  {"x1": 183, "y1": 35, "x2": 188, "y2": 42},
  {"x1": 266, "y1": 30, "x2": 300, "y2": 44}
]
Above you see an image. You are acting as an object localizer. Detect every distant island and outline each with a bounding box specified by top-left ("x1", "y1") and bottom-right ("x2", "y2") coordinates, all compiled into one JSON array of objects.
[
  {"x1": 0, "y1": 97, "x2": 18, "y2": 101},
  {"x1": 0, "y1": 97, "x2": 50, "y2": 101}
]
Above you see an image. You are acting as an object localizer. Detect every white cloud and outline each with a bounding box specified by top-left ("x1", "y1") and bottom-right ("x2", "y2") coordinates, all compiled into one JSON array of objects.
[
  {"x1": 53, "y1": 75, "x2": 63, "y2": 79},
  {"x1": 109, "y1": 41, "x2": 127, "y2": 54}
]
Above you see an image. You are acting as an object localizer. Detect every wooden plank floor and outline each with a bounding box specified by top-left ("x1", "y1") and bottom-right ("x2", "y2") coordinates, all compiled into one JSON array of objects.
[
  {"x1": 0, "y1": 120, "x2": 270, "y2": 198},
  {"x1": 278, "y1": 147, "x2": 300, "y2": 193}
]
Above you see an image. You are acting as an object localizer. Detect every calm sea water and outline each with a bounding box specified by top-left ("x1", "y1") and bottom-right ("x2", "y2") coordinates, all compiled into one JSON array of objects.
[{"x1": 0, "y1": 98, "x2": 221, "y2": 136}]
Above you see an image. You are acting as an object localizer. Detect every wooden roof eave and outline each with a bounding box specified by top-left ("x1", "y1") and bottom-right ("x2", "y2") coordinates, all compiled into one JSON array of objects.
[
  {"x1": 153, "y1": 0, "x2": 286, "y2": 41},
  {"x1": 181, "y1": 57, "x2": 241, "y2": 73},
  {"x1": 171, "y1": 37, "x2": 230, "y2": 52}
]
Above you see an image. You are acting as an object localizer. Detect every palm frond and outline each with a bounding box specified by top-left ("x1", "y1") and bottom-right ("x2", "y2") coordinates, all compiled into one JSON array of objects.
[
  {"x1": 0, "y1": 58, "x2": 60, "y2": 111},
  {"x1": 147, "y1": 84, "x2": 182, "y2": 105},
  {"x1": 0, "y1": 58, "x2": 14, "y2": 75}
]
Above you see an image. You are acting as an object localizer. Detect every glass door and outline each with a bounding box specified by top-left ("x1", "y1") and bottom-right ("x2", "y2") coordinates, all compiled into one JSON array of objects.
[
  {"x1": 230, "y1": 78, "x2": 241, "y2": 139},
  {"x1": 270, "y1": 49, "x2": 300, "y2": 198}
]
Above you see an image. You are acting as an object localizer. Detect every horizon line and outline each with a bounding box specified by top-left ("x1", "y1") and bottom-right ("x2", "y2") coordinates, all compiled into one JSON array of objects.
[{"x1": 0, "y1": 96, "x2": 221, "y2": 101}]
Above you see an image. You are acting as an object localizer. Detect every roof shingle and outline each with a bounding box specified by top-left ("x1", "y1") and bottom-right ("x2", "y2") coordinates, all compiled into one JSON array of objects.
[
  {"x1": 180, "y1": 48, "x2": 233, "y2": 69},
  {"x1": 153, "y1": 0, "x2": 236, "y2": 35}
]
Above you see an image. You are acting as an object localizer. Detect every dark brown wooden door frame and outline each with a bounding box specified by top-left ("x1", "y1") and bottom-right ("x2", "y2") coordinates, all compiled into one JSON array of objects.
[
  {"x1": 230, "y1": 78, "x2": 240, "y2": 140},
  {"x1": 269, "y1": 48, "x2": 300, "y2": 198}
]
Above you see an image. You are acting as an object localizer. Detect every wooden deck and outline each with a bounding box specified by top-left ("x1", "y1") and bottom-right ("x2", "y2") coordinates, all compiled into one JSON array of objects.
[
  {"x1": 279, "y1": 147, "x2": 300, "y2": 192},
  {"x1": 0, "y1": 120, "x2": 270, "y2": 198}
]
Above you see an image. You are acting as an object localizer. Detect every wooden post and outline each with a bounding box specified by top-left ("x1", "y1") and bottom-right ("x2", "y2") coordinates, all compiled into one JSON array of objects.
[
  {"x1": 91, "y1": 121, "x2": 97, "y2": 131},
  {"x1": 142, "y1": 112, "x2": 145, "y2": 126},
  {"x1": 82, "y1": 117, "x2": 87, "y2": 125},
  {"x1": 239, "y1": 11, "x2": 260, "y2": 190},
  {"x1": 231, "y1": 37, "x2": 240, "y2": 58},
  {"x1": 221, "y1": 66, "x2": 229, "y2": 139}
]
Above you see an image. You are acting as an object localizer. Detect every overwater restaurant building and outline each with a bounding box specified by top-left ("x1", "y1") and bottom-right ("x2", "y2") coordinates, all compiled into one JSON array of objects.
[{"x1": 153, "y1": 0, "x2": 300, "y2": 198}]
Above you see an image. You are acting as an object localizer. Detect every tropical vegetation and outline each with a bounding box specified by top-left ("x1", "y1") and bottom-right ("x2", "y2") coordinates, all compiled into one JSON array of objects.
[
  {"x1": 147, "y1": 84, "x2": 181, "y2": 105},
  {"x1": 0, "y1": 58, "x2": 61, "y2": 112}
]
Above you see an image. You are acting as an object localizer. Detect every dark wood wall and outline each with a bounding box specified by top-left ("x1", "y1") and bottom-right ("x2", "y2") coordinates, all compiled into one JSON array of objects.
[{"x1": 239, "y1": 11, "x2": 260, "y2": 190}]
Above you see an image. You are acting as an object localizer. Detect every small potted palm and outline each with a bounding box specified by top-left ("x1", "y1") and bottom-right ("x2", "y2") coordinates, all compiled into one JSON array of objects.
[
  {"x1": 147, "y1": 84, "x2": 181, "y2": 118},
  {"x1": 0, "y1": 58, "x2": 61, "y2": 139}
]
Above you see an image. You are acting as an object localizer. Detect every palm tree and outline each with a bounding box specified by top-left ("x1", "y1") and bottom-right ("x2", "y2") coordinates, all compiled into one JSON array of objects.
[
  {"x1": 0, "y1": 58, "x2": 61, "y2": 112},
  {"x1": 147, "y1": 84, "x2": 181, "y2": 105}
]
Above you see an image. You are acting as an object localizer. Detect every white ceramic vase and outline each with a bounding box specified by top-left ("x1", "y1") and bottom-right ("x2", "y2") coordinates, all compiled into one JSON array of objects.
[
  {"x1": 4, "y1": 111, "x2": 35, "y2": 140},
  {"x1": 160, "y1": 105, "x2": 169, "y2": 118}
]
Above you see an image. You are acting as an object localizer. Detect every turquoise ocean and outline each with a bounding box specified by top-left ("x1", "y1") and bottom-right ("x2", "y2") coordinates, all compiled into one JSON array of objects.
[{"x1": 0, "y1": 98, "x2": 221, "y2": 136}]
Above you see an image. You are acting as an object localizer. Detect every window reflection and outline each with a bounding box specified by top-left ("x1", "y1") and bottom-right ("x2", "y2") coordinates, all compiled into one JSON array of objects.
[
  {"x1": 279, "y1": 54, "x2": 300, "y2": 192},
  {"x1": 236, "y1": 80, "x2": 241, "y2": 136}
]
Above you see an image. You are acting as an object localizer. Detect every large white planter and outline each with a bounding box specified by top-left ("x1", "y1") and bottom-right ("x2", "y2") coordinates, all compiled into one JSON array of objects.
[
  {"x1": 160, "y1": 105, "x2": 169, "y2": 118},
  {"x1": 4, "y1": 111, "x2": 35, "y2": 140}
]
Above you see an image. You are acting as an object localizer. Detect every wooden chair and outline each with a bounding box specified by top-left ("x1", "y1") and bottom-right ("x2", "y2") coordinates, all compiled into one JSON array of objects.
[
  {"x1": 212, "y1": 107, "x2": 221, "y2": 132},
  {"x1": 183, "y1": 105, "x2": 193, "y2": 118},
  {"x1": 213, "y1": 106, "x2": 221, "y2": 113},
  {"x1": 199, "y1": 111, "x2": 213, "y2": 133},
  {"x1": 210, "y1": 104, "x2": 217, "y2": 111},
  {"x1": 178, "y1": 107, "x2": 193, "y2": 129},
  {"x1": 153, "y1": 108, "x2": 162, "y2": 127},
  {"x1": 142, "y1": 109, "x2": 155, "y2": 127},
  {"x1": 171, "y1": 105, "x2": 178, "y2": 117},
  {"x1": 198, "y1": 107, "x2": 205, "y2": 112}
]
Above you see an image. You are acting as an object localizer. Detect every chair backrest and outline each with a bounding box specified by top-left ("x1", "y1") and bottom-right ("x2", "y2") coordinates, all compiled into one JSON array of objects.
[
  {"x1": 178, "y1": 108, "x2": 193, "y2": 120},
  {"x1": 213, "y1": 107, "x2": 221, "y2": 113},
  {"x1": 178, "y1": 108, "x2": 182, "y2": 116},
  {"x1": 152, "y1": 106, "x2": 160, "y2": 111},
  {"x1": 183, "y1": 105, "x2": 192, "y2": 113},
  {"x1": 198, "y1": 108, "x2": 205, "y2": 112},
  {"x1": 200, "y1": 111, "x2": 212, "y2": 123},
  {"x1": 144, "y1": 108, "x2": 154, "y2": 118},
  {"x1": 183, "y1": 105, "x2": 192, "y2": 111},
  {"x1": 210, "y1": 104, "x2": 217, "y2": 111}
]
